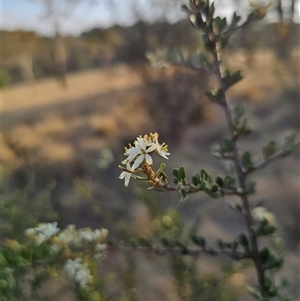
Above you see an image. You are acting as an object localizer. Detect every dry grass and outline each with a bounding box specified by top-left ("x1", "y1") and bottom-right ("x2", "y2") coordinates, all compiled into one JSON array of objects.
[{"x1": 2, "y1": 64, "x2": 143, "y2": 113}]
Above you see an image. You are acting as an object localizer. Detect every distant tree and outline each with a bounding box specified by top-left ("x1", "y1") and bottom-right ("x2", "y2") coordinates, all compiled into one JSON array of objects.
[
  {"x1": 1, "y1": 31, "x2": 40, "y2": 84},
  {"x1": 29, "y1": 0, "x2": 98, "y2": 87},
  {"x1": 275, "y1": 0, "x2": 296, "y2": 22}
]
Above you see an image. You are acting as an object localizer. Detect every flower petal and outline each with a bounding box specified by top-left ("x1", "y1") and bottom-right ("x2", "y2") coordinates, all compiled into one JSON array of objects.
[
  {"x1": 147, "y1": 143, "x2": 157, "y2": 153},
  {"x1": 124, "y1": 174, "x2": 131, "y2": 187},
  {"x1": 145, "y1": 154, "x2": 153, "y2": 165},
  {"x1": 132, "y1": 154, "x2": 144, "y2": 170}
]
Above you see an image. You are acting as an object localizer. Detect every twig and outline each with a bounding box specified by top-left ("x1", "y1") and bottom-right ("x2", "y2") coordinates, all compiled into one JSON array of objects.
[
  {"x1": 247, "y1": 145, "x2": 299, "y2": 174},
  {"x1": 192, "y1": 5, "x2": 269, "y2": 298},
  {"x1": 107, "y1": 245, "x2": 250, "y2": 260}
]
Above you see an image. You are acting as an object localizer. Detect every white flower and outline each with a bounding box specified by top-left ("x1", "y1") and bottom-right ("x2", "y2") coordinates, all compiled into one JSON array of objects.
[
  {"x1": 95, "y1": 243, "x2": 107, "y2": 252},
  {"x1": 79, "y1": 229, "x2": 96, "y2": 242},
  {"x1": 34, "y1": 222, "x2": 60, "y2": 238},
  {"x1": 119, "y1": 170, "x2": 132, "y2": 187},
  {"x1": 48, "y1": 244, "x2": 61, "y2": 255},
  {"x1": 34, "y1": 233, "x2": 48, "y2": 246},
  {"x1": 64, "y1": 258, "x2": 93, "y2": 287},
  {"x1": 74, "y1": 266, "x2": 93, "y2": 288},
  {"x1": 119, "y1": 133, "x2": 171, "y2": 187},
  {"x1": 100, "y1": 228, "x2": 108, "y2": 240},
  {"x1": 149, "y1": 134, "x2": 170, "y2": 159},
  {"x1": 24, "y1": 228, "x2": 36, "y2": 236},
  {"x1": 119, "y1": 162, "x2": 135, "y2": 187},
  {"x1": 57, "y1": 231, "x2": 72, "y2": 245},
  {"x1": 155, "y1": 143, "x2": 170, "y2": 159},
  {"x1": 64, "y1": 258, "x2": 93, "y2": 288},
  {"x1": 126, "y1": 137, "x2": 157, "y2": 169},
  {"x1": 93, "y1": 228, "x2": 108, "y2": 241},
  {"x1": 64, "y1": 258, "x2": 83, "y2": 278}
]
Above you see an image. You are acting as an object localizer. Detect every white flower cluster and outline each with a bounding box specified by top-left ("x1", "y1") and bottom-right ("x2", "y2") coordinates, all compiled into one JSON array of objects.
[
  {"x1": 119, "y1": 132, "x2": 170, "y2": 187},
  {"x1": 25, "y1": 223, "x2": 109, "y2": 289},
  {"x1": 64, "y1": 258, "x2": 93, "y2": 288},
  {"x1": 25, "y1": 223, "x2": 108, "y2": 249},
  {"x1": 25, "y1": 222, "x2": 60, "y2": 246}
]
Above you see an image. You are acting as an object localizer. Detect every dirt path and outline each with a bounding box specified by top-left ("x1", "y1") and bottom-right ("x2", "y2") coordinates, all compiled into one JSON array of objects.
[{"x1": 2, "y1": 64, "x2": 142, "y2": 113}]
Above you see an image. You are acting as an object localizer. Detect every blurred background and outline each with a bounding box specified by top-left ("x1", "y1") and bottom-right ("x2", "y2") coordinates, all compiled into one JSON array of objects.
[{"x1": 1, "y1": 0, "x2": 299, "y2": 300}]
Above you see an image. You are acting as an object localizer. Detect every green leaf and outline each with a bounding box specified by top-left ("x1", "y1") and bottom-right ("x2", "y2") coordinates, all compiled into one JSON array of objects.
[
  {"x1": 172, "y1": 168, "x2": 179, "y2": 178},
  {"x1": 191, "y1": 235, "x2": 206, "y2": 248},
  {"x1": 210, "y1": 144, "x2": 222, "y2": 159},
  {"x1": 192, "y1": 174, "x2": 200, "y2": 186},
  {"x1": 213, "y1": 17, "x2": 227, "y2": 33},
  {"x1": 240, "y1": 118, "x2": 252, "y2": 136},
  {"x1": 280, "y1": 277, "x2": 289, "y2": 287},
  {"x1": 269, "y1": 256, "x2": 284, "y2": 269},
  {"x1": 179, "y1": 191, "x2": 188, "y2": 203},
  {"x1": 215, "y1": 176, "x2": 223, "y2": 187},
  {"x1": 205, "y1": 88, "x2": 224, "y2": 103},
  {"x1": 223, "y1": 70, "x2": 243, "y2": 90},
  {"x1": 199, "y1": 182, "x2": 206, "y2": 190},
  {"x1": 223, "y1": 176, "x2": 236, "y2": 187},
  {"x1": 200, "y1": 169, "x2": 207, "y2": 181},
  {"x1": 219, "y1": 35, "x2": 230, "y2": 49},
  {"x1": 186, "y1": 52, "x2": 213, "y2": 72},
  {"x1": 262, "y1": 141, "x2": 276, "y2": 159},
  {"x1": 257, "y1": 218, "x2": 269, "y2": 229},
  {"x1": 128, "y1": 237, "x2": 139, "y2": 248},
  {"x1": 189, "y1": 13, "x2": 204, "y2": 31},
  {"x1": 206, "y1": 1, "x2": 215, "y2": 22},
  {"x1": 178, "y1": 166, "x2": 186, "y2": 181},
  {"x1": 222, "y1": 138, "x2": 234, "y2": 153},
  {"x1": 0, "y1": 253, "x2": 9, "y2": 267},
  {"x1": 158, "y1": 171, "x2": 168, "y2": 182},
  {"x1": 252, "y1": 197, "x2": 266, "y2": 208},
  {"x1": 283, "y1": 131, "x2": 297, "y2": 153},
  {"x1": 241, "y1": 151, "x2": 253, "y2": 170},
  {"x1": 263, "y1": 276, "x2": 272, "y2": 290},
  {"x1": 226, "y1": 201, "x2": 242, "y2": 211},
  {"x1": 173, "y1": 177, "x2": 179, "y2": 185},
  {"x1": 260, "y1": 225, "x2": 276, "y2": 236},
  {"x1": 247, "y1": 286, "x2": 262, "y2": 299},
  {"x1": 231, "y1": 12, "x2": 241, "y2": 28},
  {"x1": 210, "y1": 184, "x2": 218, "y2": 193},
  {"x1": 259, "y1": 247, "x2": 270, "y2": 264},
  {"x1": 245, "y1": 181, "x2": 256, "y2": 195},
  {"x1": 232, "y1": 105, "x2": 245, "y2": 121},
  {"x1": 191, "y1": 0, "x2": 207, "y2": 10},
  {"x1": 238, "y1": 234, "x2": 249, "y2": 249},
  {"x1": 182, "y1": 4, "x2": 193, "y2": 14}
]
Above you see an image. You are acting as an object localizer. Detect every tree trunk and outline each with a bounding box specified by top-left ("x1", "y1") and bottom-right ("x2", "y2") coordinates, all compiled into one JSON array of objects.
[
  {"x1": 53, "y1": 32, "x2": 67, "y2": 87},
  {"x1": 18, "y1": 55, "x2": 35, "y2": 83}
]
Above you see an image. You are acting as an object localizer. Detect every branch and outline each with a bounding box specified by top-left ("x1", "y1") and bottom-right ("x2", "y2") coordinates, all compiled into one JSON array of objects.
[
  {"x1": 107, "y1": 245, "x2": 250, "y2": 260},
  {"x1": 247, "y1": 144, "x2": 299, "y2": 174},
  {"x1": 192, "y1": 5, "x2": 268, "y2": 296}
]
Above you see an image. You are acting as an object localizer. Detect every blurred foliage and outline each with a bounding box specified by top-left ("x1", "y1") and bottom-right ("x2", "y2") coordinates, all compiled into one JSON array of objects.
[
  {"x1": 1, "y1": 172, "x2": 58, "y2": 241},
  {"x1": 0, "y1": 68, "x2": 10, "y2": 88},
  {"x1": 2, "y1": 21, "x2": 299, "y2": 85}
]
